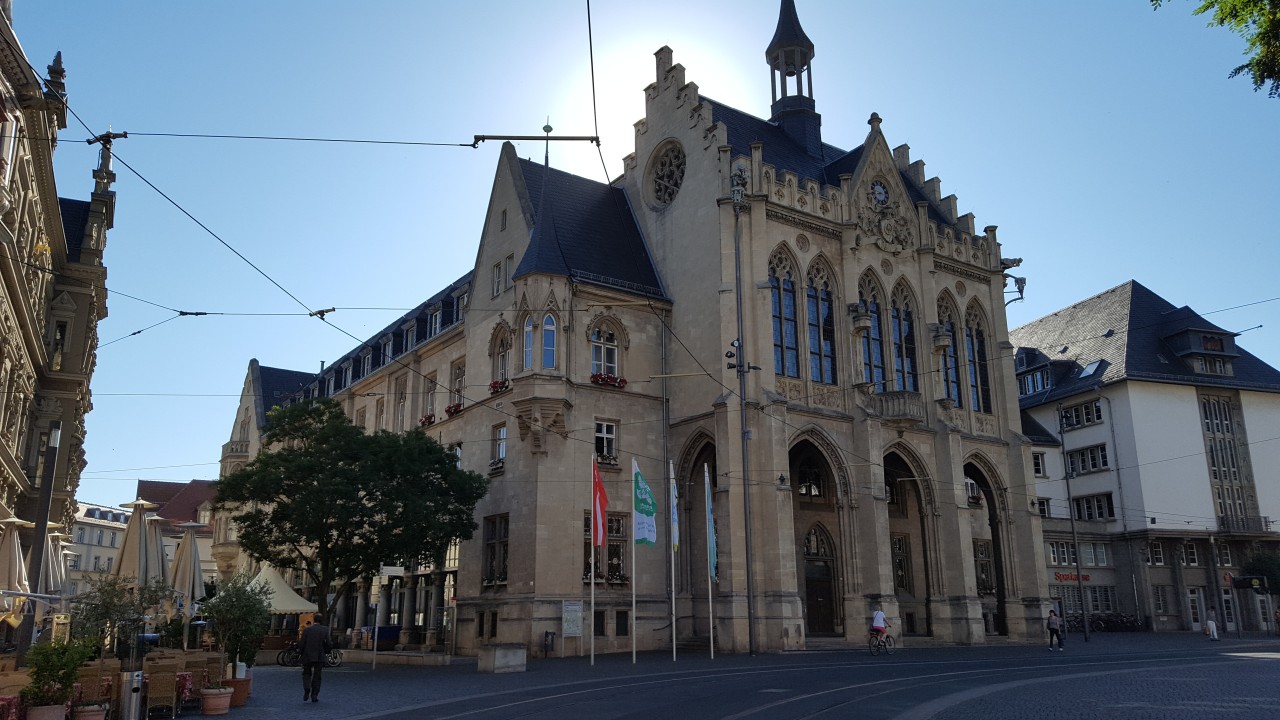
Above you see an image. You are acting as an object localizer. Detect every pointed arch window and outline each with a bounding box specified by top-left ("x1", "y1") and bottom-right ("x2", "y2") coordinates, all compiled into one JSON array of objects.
[
  {"x1": 965, "y1": 308, "x2": 992, "y2": 413},
  {"x1": 523, "y1": 316, "x2": 534, "y2": 371},
  {"x1": 806, "y1": 266, "x2": 837, "y2": 385},
  {"x1": 890, "y1": 288, "x2": 918, "y2": 392},
  {"x1": 492, "y1": 330, "x2": 512, "y2": 381},
  {"x1": 541, "y1": 314, "x2": 558, "y2": 369},
  {"x1": 769, "y1": 252, "x2": 800, "y2": 377},
  {"x1": 859, "y1": 278, "x2": 886, "y2": 391},
  {"x1": 937, "y1": 301, "x2": 962, "y2": 407}
]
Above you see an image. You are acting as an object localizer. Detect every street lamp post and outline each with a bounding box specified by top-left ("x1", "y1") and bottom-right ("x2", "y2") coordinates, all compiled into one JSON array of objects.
[{"x1": 17, "y1": 420, "x2": 62, "y2": 665}]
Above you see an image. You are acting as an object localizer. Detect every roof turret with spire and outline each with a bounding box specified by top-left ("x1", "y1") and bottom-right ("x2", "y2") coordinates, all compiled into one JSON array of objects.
[{"x1": 766, "y1": 0, "x2": 822, "y2": 158}]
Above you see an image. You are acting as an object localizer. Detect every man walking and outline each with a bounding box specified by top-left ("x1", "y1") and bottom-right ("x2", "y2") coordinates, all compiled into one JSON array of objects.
[{"x1": 299, "y1": 613, "x2": 331, "y2": 702}]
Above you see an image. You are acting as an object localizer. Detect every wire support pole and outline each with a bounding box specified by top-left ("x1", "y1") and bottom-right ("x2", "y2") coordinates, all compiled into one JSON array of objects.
[{"x1": 730, "y1": 167, "x2": 758, "y2": 656}]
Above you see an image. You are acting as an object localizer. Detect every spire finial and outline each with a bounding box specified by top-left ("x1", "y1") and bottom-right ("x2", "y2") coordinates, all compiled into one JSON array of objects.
[{"x1": 868, "y1": 112, "x2": 882, "y2": 130}]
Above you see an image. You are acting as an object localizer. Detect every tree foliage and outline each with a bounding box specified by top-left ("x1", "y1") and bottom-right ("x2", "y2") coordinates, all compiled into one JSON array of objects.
[
  {"x1": 1241, "y1": 549, "x2": 1280, "y2": 595},
  {"x1": 215, "y1": 398, "x2": 489, "y2": 620},
  {"x1": 1153, "y1": 0, "x2": 1280, "y2": 97},
  {"x1": 201, "y1": 573, "x2": 272, "y2": 675}
]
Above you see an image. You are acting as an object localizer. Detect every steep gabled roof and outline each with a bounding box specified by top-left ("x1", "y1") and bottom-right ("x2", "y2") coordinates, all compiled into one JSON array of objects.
[
  {"x1": 1011, "y1": 280, "x2": 1280, "y2": 406},
  {"x1": 255, "y1": 363, "x2": 313, "y2": 427},
  {"x1": 58, "y1": 198, "x2": 90, "y2": 262},
  {"x1": 513, "y1": 155, "x2": 664, "y2": 298}
]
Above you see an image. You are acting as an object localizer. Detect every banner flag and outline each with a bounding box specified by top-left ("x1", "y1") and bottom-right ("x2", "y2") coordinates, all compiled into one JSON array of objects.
[
  {"x1": 633, "y1": 459, "x2": 658, "y2": 545},
  {"x1": 592, "y1": 456, "x2": 609, "y2": 547},
  {"x1": 705, "y1": 464, "x2": 717, "y2": 582},
  {"x1": 669, "y1": 461, "x2": 679, "y2": 553}
]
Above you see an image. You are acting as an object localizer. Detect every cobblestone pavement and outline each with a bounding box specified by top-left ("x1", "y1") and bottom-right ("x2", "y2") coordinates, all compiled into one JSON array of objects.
[{"x1": 226, "y1": 632, "x2": 1280, "y2": 720}]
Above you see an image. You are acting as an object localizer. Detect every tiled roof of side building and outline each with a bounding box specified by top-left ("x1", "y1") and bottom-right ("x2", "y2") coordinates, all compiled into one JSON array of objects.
[
  {"x1": 1019, "y1": 410, "x2": 1059, "y2": 446},
  {"x1": 58, "y1": 198, "x2": 90, "y2": 262},
  {"x1": 1011, "y1": 280, "x2": 1280, "y2": 407},
  {"x1": 153, "y1": 479, "x2": 217, "y2": 526},
  {"x1": 134, "y1": 480, "x2": 186, "y2": 508},
  {"x1": 514, "y1": 156, "x2": 665, "y2": 298}
]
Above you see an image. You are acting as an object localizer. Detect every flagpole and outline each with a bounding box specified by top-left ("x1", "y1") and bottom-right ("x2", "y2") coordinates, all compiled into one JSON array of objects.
[
  {"x1": 591, "y1": 454, "x2": 596, "y2": 667},
  {"x1": 669, "y1": 460, "x2": 677, "y2": 662},
  {"x1": 705, "y1": 464, "x2": 715, "y2": 660},
  {"x1": 631, "y1": 457, "x2": 637, "y2": 665}
]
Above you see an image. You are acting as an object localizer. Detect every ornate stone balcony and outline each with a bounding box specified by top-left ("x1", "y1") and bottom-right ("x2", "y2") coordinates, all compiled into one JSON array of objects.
[
  {"x1": 871, "y1": 391, "x2": 925, "y2": 435},
  {"x1": 221, "y1": 439, "x2": 249, "y2": 459}
]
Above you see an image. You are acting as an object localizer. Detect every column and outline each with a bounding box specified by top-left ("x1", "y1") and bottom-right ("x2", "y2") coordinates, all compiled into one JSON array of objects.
[
  {"x1": 398, "y1": 576, "x2": 418, "y2": 647},
  {"x1": 376, "y1": 580, "x2": 392, "y2": 626},
  {"x1": 354, "y1": 578, "x2": 369, "y2": 630}
]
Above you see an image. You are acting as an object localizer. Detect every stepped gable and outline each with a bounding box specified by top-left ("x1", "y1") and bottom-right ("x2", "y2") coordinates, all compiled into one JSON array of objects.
[
  {"x1": 1011, "y1": 280, "x2": 1280, "y2": 407},
  {"x1": 704, "y1": 97, "x2": 958, "y2": 229},
  {"x1": 513, "y1": 157, "x2": 665, "y2": 299},
  {"x1": 58, "y1": 198, "x2": 90, "y2": 262}
]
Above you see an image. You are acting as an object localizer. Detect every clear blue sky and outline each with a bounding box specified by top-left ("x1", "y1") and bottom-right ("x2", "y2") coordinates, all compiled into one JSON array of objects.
[{"x1": 17, "y1": 1, "x2": 1278, "y2": 507}]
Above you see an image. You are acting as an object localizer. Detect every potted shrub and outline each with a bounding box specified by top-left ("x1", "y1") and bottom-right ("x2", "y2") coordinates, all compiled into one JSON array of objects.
[
  {"x1": 20, "y1": 639, "x2": 94, "y2": 720},
  {"x1": 202, "y1": 573, "x2": 272, "y2": 707},
  {"x1": 199, "y1": 676, "x2": 233, "y2": 716}
]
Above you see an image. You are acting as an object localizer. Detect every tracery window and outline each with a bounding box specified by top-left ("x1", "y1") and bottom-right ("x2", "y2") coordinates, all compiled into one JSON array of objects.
[
  {"x1": 522, "y1": 316, "x2": 534, "y2": 371},
  {"x1": 965, "y1": 307, "x2": 992, "y2": 413},
  {"x1": 858, "y1": 275, "x2": 887, "y2": 390},
  {"x1": 492, "y1": 327, "x2": 512, "y2": 381},
  {"x1": 806, "y1": 264, "x2": 837, "y2": 385},
  {"x1": 769, "y1": 251, "x2": 800, "y2": 378},
  {"x1": 937, "y1": 300, "x2": 962, "y2": 406},
  {"x1": 889, "y1": 285, "x2": 918, "y2": 392},
  {"x1": 541, "y1": 314, "x2": 558, "y2": 369}
]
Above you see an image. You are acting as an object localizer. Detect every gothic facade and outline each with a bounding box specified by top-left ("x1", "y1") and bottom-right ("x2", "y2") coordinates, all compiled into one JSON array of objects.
[{"x1": 218, "y1": 1, "x2": 1049, "y2": 653}]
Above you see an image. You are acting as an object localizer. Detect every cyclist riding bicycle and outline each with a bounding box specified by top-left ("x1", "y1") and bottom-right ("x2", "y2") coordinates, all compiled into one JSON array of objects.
[{"x1": 870, "y1": 607, "x2": 891, "y2": 640}]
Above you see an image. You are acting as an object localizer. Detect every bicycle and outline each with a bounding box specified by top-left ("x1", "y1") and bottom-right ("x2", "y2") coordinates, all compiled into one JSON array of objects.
[
  {"x1": 867, "y1": 630, "x2": 896, "y2": 656},
  {"x1": 277, "y1": 642, "x2": 301, "y2": 667}
]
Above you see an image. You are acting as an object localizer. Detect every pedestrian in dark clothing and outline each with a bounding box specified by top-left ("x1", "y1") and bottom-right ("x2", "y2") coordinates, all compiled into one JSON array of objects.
[
  {"x1": 299, "y1": 613, "x2": 331, "y2": 702},
  {"x1": 1046, "y1": 610, "x2": 1064, "y2": 651}
]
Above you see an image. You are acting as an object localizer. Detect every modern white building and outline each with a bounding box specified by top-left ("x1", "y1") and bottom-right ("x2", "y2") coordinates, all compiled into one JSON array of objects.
[{"x1": 1013, "y1": 280, "x2": 1280, "y2": 632}]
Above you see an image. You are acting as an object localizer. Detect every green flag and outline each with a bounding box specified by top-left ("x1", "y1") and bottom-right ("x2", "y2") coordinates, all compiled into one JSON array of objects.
[{"x1": 633, "y1": 459, "x2": 657, "y2": 545}]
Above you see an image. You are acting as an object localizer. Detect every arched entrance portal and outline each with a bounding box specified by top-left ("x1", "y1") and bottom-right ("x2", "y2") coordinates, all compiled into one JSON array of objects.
[
  {"x1": 790, "y1": 440, "x2": 841, "y2": 636},
  {"x1": 883, "y1": 450, "x2": 932, "y2": 637},
  {"x1": 964, "y1": 460, "x2": 1008, "y2": 635}
]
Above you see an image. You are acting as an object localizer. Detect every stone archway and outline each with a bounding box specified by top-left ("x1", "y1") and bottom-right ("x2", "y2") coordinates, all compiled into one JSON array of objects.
[
  {"x1": 789, "y1": 439, "x2": 842, "y2": 637},
  {"x1": 964, "y1": 458, "x2": 1009, "y2": 636},
  {"x1": 883, "y1": 449, "x2": 933, "y2": 637}
]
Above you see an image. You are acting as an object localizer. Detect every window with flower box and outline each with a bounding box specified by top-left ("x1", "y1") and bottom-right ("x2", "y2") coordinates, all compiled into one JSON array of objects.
[
  {"x1": 590, "y1": 327, "x2": 619, "y2": 377},
  {"x1": 595, "y1": 421, "x2": 617, "y2": 465}
]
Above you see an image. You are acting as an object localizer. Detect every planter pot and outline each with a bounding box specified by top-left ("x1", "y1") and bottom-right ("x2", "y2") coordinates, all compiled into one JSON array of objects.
[
  {"x1": 73, "y1": 704, "x2": 110, "y2": 720},
  {"x1": 27, "y1": 706, "x2": 67, "y2": 720},
  {"x1": 200, "y1": 688, "x2": 234, "y2": 716},
  {"x1": 223, "y1": 677, "x2": 251, "y2": 707}
]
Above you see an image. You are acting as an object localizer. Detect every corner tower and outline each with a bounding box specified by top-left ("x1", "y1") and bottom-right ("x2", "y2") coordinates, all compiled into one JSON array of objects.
[{"x1": 766, "y1": 0, "x2": 822, "y2": 157}]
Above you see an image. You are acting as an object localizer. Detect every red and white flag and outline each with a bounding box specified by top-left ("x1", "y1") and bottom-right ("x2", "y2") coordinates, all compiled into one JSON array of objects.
[{"x1": 592, "y1": 456, "x2": 609, "y2": 546}]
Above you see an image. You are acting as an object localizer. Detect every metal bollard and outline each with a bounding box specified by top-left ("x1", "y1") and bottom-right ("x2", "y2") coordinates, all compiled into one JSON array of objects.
[{"x1": 119, "y1": 670, "x2": 144, "y2": 720}]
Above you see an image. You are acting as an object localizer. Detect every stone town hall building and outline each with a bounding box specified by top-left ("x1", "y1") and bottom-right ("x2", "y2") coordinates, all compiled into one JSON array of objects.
[{"x1": 219, "y1": 1, "x2": 1049, "y2": 653}]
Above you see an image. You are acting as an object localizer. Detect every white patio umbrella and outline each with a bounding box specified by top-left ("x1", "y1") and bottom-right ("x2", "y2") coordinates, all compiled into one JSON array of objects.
[
  {"x1": 112, "y1": 499, "x2": 163, "y2": 586},
  {"x1": 145, "y1": 515, "x2": 170, "y2": 587},
  {"x1": 0, "y1": 518, "x2": 32, "y2": 628},
  {"x1": 25, "y1": 527, "x2": 68, "y2": 598},
  {"x1": 168, "y1": 522, "x2": 205, "y2": 649}
]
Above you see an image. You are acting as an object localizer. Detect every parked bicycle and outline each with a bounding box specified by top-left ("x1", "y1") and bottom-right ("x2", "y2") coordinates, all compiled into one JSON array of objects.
[
  {"x1": 277, "y1": 642, "x2": 341, "y2": 667},
  {"x1": 867, "y1": 631, "x2": 896, "y2": 656}
]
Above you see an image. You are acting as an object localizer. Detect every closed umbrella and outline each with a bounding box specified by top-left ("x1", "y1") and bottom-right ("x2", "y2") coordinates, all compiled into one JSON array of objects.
[
  {"x1": 25, "y1": 528, "x2": 68, "y2": 598},
  {"x1": 145, "y1": 515, "x2": 169, "y2": 587},
  {"x1": 168, "y1": 522, "x2": 205, "y2": 649},
  {"x1": 0, "y1": 518, "x2": 32, "y2": 628},
  {"x1": 112, "y1": 499, "x2": 161, "y2": 586}
]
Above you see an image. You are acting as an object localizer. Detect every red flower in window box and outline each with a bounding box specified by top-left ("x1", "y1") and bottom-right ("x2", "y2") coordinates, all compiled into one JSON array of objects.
[
  {"x1": 444, "y1": 402, "x2": 463, "y2": 417},
  {"x1": 489, "y1": 379, "x2": 510, "y2": 394},
  {"x1": 419, "y1": 414, "x2": 436, "y2": 427},
  {"x1": 589, "y1": 373, "x2": 627, "y2": 388}
]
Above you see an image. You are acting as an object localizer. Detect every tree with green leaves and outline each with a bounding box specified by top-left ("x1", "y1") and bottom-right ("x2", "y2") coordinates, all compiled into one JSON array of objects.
[
  {"x1": 1241, "y1": 548, "x2": 1280, "y2": 595},
  {"x1": 1153, "y1": 0, "x2": 1280, "y2": 97},
  {"x1": 214, "y1": 398, "x2": 489, "y2": 621},
  {"x1": 201, "y1": 573, "x2": 272, "y2": 678}
]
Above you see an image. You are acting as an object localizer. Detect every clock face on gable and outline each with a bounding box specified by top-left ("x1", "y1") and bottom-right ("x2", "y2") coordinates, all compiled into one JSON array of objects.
[{"x1": 870, "y1": 180, "x2": 890, "y2": 206}]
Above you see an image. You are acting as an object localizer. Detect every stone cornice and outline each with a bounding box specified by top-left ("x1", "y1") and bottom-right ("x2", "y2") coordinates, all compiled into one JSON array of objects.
[
  {"x1": 933, "y1": 259, "x2": 992, "y2": 285},
  {"x1": 765, "y1": 207, "x2": 840, "y2": 240}
]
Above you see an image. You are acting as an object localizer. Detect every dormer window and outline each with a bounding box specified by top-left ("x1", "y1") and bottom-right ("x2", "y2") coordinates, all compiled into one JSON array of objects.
[
  {"x1": 341, "y1": 362, "x2": 352, "y2": 388},
  {"x1": 1202, "y1": 335, "x2": 1224, "y2": 352},
  {"x1": 380, "y1": 337, "x2": 392, "y2": 364},
  {"x1": 1197, "y1": 356, "x2": 1228, "y2": 375},
  {"x1": 404, "y1": 324, "x2": 417, "y2": 349}
]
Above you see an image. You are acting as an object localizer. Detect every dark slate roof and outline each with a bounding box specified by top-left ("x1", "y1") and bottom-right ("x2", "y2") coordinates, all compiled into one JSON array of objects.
[
  {"x1": 513, "y1": 158, "x2": 665, "y2": 298},
  {"x1": 58, "y1": 198, "x2": 90, "y2": 262},
  {"x1": 703, "y1": 97, "x2": 953, "y2": 227},
  {"x1": 256, "y1": 363, "x2": 314, "y2": 427},
  {"x1": 766, "y1": 0, "x2": 814, "y2": 58},
  {"x1": 1019, "y1": 411, "x2": 1059, "y2": 446},
  {"x1": 1011, "y1": 280, "x2": 1280, "y2": 408}
]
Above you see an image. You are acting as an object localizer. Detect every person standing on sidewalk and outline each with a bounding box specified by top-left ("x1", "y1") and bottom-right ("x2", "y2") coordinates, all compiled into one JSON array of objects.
[
  {"x1": 299, "y1": 613, "x2": 332, "y2": 703},
  {"x1": 1046, "y1": 610, "x2": 1064, "y2": 651}
]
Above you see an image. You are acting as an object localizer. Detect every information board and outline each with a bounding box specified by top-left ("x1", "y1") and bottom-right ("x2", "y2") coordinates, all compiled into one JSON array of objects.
[{"x1": 562, "y1": 600, "x2": 583, "y2": 637}]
